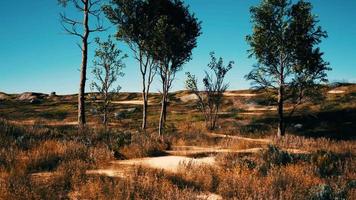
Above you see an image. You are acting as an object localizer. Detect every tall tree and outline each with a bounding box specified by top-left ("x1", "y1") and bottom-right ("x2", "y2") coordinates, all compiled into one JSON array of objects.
[
  {"x1": 246, "y1": 0, "x2": 330, "y2": 137},
  {"x1": 103, "y1": 0, "x2": 157, "y2": 130},
  {"x1": 58, "y1": 0, "x2": 106, "y2": 128},
  {"x1": 149, "y1": 0, "x2": 201, "y2": 136},
  {"x1": 186, "y1": 52, "x2": 234, "y2": 130},
  {"x1": 90, "y1": 36, "x2": 126, "y2": 127}
]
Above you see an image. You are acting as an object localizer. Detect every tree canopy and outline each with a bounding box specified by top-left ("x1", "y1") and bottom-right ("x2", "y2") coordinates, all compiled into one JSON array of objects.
[{"x1": 246, "y1": 0, "x2": 330, "y2": 136}]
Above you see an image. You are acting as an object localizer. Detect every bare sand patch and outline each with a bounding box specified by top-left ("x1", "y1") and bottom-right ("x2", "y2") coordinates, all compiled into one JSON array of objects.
[
  {"x1": 209, "y1": 132, "x2": 272, "y2": 143},
  {"x1": 112, "y1": 156, "x2": 216, "y2": 173},
  {"x1": 328, "y1": 89, "x2": 345, "y2": 94},
  {"x1": 86, "y1": 169, "x2": 127, "y2": 178},
  {"x1": 197, "y1": 193, "x2": 223, "y2": 200},
  {"x1": 168, "y1": 145, "x2": 263, "y2": 156},
  {"x1": 245, "y1": 106, "x2": 276, "y2": 111},
  {"x1": 112, "y1": 100, "x2": 146, "y2": 105},
  {"x1": 239, "y1": 112, "x2": 265, "y2": 116},
  {"x1": 179, "y1": 94, "x2": 199, "y2": 102},
  {"x1": 224, "y1": 92, "x2": 257, "y2": 97},
  {"x1": 9, "y1": 120, "x2": 79, "y2": 126}
]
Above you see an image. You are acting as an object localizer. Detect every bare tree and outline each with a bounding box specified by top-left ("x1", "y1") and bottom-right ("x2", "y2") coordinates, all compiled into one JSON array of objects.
[
  {"x1": 58, "y1": 0, "x2": 106, "y2": 128},
  {"x1": 186, "y1": 52, "x2": 234, "y2": 130},
  {"x1": 90, "y1": 37, "x2": 126, "y2": 128}
]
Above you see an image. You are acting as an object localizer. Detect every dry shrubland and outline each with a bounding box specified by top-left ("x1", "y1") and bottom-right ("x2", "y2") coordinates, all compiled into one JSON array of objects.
[{"x1": 0, "y1": 100, "x2": 355, "y2": 200}]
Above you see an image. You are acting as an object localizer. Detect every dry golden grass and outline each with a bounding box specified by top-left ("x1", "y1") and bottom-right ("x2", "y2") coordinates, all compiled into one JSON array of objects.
[{"x1": 272, "y1": 134, "x2": 355, "y2": 153}]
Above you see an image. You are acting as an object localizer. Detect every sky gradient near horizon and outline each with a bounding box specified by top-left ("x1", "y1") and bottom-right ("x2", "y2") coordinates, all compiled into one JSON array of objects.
[{"x1": 0, "y1": 0, "x2": 355, "y2": 94}]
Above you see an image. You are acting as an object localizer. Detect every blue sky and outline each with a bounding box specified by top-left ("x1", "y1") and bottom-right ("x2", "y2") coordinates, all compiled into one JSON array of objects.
[{"x1": 0, "y1": 0, "x2": 355, "y2": 94}]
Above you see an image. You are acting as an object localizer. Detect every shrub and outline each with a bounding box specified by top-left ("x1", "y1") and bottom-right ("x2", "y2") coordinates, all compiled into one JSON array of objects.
[
  {"x1": 311, "y1": 150, "x2": 350, "y2": 178},
  {"x1": 258, "y1": 145, "x2": 293, "y2": 174},
  {"x1": 116, "y1": 132, "x2": 170, "y2": 159}
]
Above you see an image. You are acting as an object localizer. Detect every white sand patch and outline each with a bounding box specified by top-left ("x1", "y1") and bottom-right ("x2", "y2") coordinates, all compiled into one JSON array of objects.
[
  {"x1": 328, "y1": 90, "x2": 345, "y2": 94},
  {"x1": 197, "y1": 193, "x2": 223, "y2": 200},
  {"x1": 239, "y1": 112, "x2": 265, "y2": 116},
  {"x1": 112, "y1": 100, "x2": 146, "y2": 105},
  {"x1": 224, "y1": 92, "x2": 257, "y2": 97},
  {"x1": 246, "y1": 106, "x2": 276, "y2": 111},
  {"x1": 9, "y1": 120, "x2": 81, "y2": 126},
  {"x1": 180, "y1": 94, "x2": 199, "y2": 102},
  {"x1": 112, "y1": 156, "x2": 215, "y2": 173}
]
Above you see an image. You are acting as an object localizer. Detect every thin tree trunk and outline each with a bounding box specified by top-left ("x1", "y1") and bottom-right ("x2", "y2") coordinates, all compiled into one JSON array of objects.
[
  {"x1": 159, "y1": 69, "x2": 168, "y2": 136},
  {"x1": 78, "y1": 0, "x2": 89, "y2": 128},
  {"x1": 142, "y1": 93, "x2": 148, "y2": 130},
  {"x1": 277, "y1": 83, "x2": 285, "y2": 137},
  {"x1": 158, "y1": 93, "x2": 167, "y2": 136}
]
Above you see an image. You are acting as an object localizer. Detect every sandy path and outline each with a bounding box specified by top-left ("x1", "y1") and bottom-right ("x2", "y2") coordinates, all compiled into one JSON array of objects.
[
  {"x1": 328, "y1": 89, "x2": 345, "y2": 94},
  {"x1": 111, "y1": 156, "x2": 216, "y2": 173},
  {"x1": 224, "y1": 92, "x2": 257, "y2": 97},
  {"x1": 8, "y1": 120, "x2": 79, "y2": 126},
  {"x1": 209, "y1": 132, "x2": 272, "y2": 143},
  {"x1": 167, "y1": 145, "x2": 263, "y2": 156},
  {"x1": 112, "y1": 100, "x2": 155, "y2": 105}
]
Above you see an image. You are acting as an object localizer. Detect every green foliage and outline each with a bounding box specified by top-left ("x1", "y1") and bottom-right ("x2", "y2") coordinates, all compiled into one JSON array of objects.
[
  {"x1": 246, "y1": 0, "x2": 330, "y2": 93},
  {"x1": 246, "y1": 0, "x2": 330, "y2": 136},
  {"x1": 90, "y1": 36, "x2": 126, "y2": 125},
  {"x1": 186, "y1": 52, "x2": 234, "y2": 130}
]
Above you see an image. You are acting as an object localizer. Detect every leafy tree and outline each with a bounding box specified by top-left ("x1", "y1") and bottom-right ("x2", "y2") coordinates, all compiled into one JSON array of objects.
[
  {"x1": 58, "y1": 0, "x2": 106, "y2": 128},
  {"x1": 246, "y1": 0, "x2": 330, "y2": 137},
  {"x1": 103, "y1": 0, "x2": 157, "y2": 131},
  {"x1": 186, "y1": 52, "x2": 234, "y2": 130},
  {"x1": 90, "y1": 37, "x2": 126, "y2": 127},
  {"x1": 148, "y1": 0, "x2": 201, "y2": 136}
]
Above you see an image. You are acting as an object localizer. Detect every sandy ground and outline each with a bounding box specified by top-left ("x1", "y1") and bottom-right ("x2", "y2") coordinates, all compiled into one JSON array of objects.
[
  {"x1": 328, "y1": 89, "x2": 345, "y2": 94},
  {"x1": 209, "y1": 132, "x2": 272, "y2": 143},
  {"x1": 167, "y1": 145, "x2": 263, "y2": 156},
  {"x1": 224, "y1": 92, "x2": 257, "y2": 97},
  {"x1": 112, "y1": 100, "x2": 148, "y2": 105},
  {"x1": 111, "y1": 156, "x2": 216, "y2": 173},
  {"x1": 239, "y1": 112, "x2": 265, "y2": 116},
  {"x1": 8, "y1": 120, "x2": 79, "y2": 126},
  {"x1": 179, "y1": 94, "x2": 199, "y2": 102}
]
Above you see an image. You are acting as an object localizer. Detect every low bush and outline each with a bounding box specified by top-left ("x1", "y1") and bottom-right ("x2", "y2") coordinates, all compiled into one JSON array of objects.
[
  {"x1": 311, "y1": 150, "x2": 352, "y2": 178},
  {"x1": 114, "y1": 132, "x2": 170, "y2": 159}
]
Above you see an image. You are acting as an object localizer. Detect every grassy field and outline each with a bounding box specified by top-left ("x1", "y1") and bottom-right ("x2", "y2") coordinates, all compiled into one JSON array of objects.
[{"x1": 0, "y1": 84, "x2": 355, "y2": 199}]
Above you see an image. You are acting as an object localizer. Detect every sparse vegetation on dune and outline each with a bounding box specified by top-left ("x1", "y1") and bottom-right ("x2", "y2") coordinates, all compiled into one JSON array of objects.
[
  {"x1": 1, "y1": 0, "x2": 355, "y2": 199},
  {"x1": 0, "y1": 101, "x2": 355, "y2": 199}
]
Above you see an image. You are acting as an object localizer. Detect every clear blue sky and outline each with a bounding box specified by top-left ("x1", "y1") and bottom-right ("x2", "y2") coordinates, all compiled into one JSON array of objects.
[{"x1": 0, "y1": 0, "x2": 355, "y2": 94}]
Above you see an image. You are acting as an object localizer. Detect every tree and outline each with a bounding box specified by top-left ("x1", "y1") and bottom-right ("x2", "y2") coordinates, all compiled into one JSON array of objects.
[
  {"x1": 186, "y1": 52, "x2": 234, "y2": 130},
  {"x1": 90, "y1": 37, "x2": 126, "y2": 127},
  {"x1": 103, "y1": 0, "x2": 157, "y2": 131},
  {"x1": 149, "y1": 0, "x2": 201, "y2": 136},
  {"x1": 246, "y1": 0, "x2": 330, "y2": 137},
  {"x1": 58, "y1": 0, "x2": 106, "y2": 128}
]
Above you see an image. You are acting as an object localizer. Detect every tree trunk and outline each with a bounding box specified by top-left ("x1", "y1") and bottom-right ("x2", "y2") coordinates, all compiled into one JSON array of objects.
[
  {"x1": 158, "y1": 93, "x2": 167, "y2": 136},
  {"x1": 142, "y1": 93, "x2": 148, "y2": 130},
  {"x1": 78, "y1": 0, "x2": 89, "y2": 128},
  {"x1": 277, "y1": 85, "x2": 285, "y2": 137}
]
